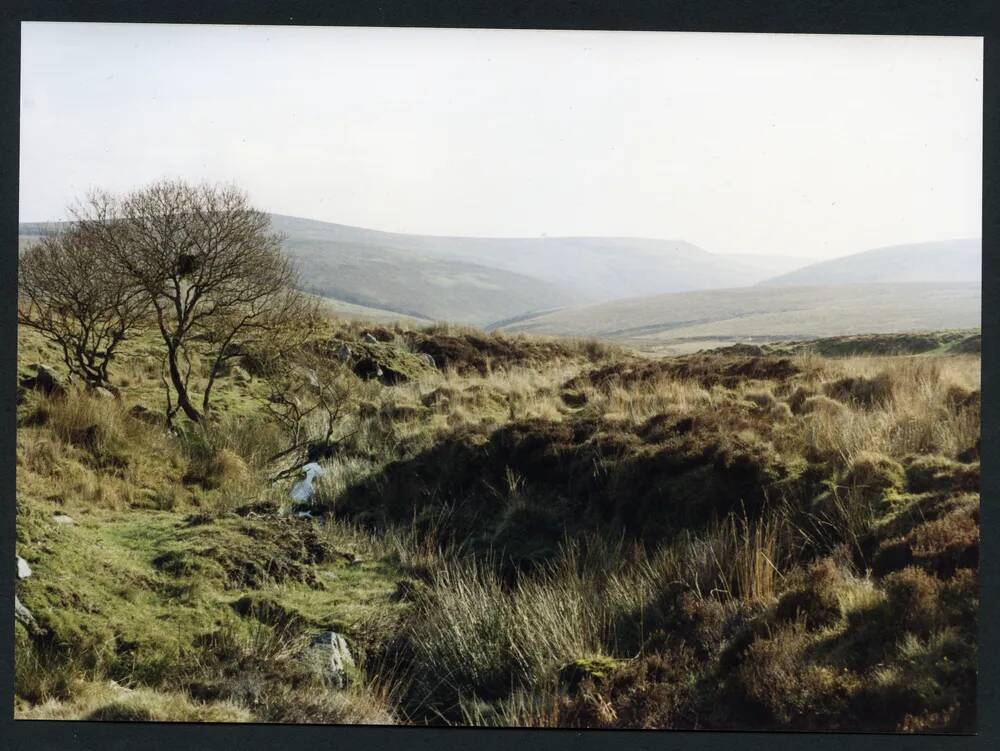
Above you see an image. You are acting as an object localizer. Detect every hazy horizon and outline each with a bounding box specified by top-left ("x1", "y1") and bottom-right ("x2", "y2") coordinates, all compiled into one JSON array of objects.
[
  {"x1": 16, "y1": 207, "x2": 981, "y2": 256},
  {"x1": 20, "y1": 24, "x2": 982, "y2": 259}
]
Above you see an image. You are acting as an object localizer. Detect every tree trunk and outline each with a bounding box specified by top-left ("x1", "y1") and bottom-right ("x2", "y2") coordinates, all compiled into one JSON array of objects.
[{"x1": 166, "y1": 344, "x2": 202, "y2": 422}]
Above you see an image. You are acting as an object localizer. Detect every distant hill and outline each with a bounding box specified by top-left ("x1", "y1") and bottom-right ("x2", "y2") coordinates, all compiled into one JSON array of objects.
[
  {"x1": 278, "y1": 228, "x2": 580, "y2": 325},
  {"x1": 19, "y1": 215, "x2": 816, "y2": 325},
  {"x1": 19, "y1": 217, "x2": 580, "y2": 326},
  {"x1": 314, "y1": 296, "x2": 428, "y2": 326},
  {"x1": 267, "y1": 215, "x2": 812, "y2": 312},
  {"x1": 715, "y1": 252, "x2": 813, "y2": 278},
  {"x1": 23, "y1": 215, "x2": 976, "y2": 331},
  {"x1": 500, "y1": 282, "x2": 981, "y2": 352},
  {"x1": 759, "y1": 239, "x2": 981, "y2": 286}
]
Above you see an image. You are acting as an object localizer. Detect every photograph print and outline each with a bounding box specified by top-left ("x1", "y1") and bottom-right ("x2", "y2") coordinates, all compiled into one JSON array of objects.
[{"x1": 14, "y1": 22, "x2": 982, "y2": 732}]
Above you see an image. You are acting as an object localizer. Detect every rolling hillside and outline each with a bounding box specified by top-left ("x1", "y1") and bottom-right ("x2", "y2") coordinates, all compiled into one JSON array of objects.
[
  {"x1": 20, "y1": 216, "x2": 979, "y2": 332},
  {"x1": 19, "y1": 218, "x2": 580, "y2": 326},
  {"x1": 760, "y1": 239, "x2": 981, "y2": 286},
  {"x1": 267, "y1": 215, "x2": 812, "y2": 315},
  {"x1": 282, "y1": 233, "x2": 579, "y2": 324},
  {"x1": 19, "y1": 214, "x2": 810, "y2": 325},
  {"x1": 500, "y1": 282, "x2": 981, "y2": 352}
]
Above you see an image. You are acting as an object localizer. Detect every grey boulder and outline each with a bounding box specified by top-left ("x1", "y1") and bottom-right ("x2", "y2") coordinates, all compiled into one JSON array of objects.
[
  {"x1": 304, "y1": 630, "x2": 355, "y2": 689},
  {"x1": 20, "y1": 364, "x2": 67, "y2": 397},
  {"x1": 16, "y1": 555, "x2": 32, "y2": 579},
  {"x1": 15, "y1": 596, "x2": 42, "y2": 635}
]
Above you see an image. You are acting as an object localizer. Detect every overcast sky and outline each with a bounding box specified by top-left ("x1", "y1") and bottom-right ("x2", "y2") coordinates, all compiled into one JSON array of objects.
[{"x1": 20, "y1": 23, "x2": 982, "y2": 259}]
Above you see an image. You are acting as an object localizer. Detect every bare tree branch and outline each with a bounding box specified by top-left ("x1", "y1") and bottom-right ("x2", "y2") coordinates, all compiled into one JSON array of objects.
[
  {"x1": 72, "y1": 180, "x2": 317, "y2": 421},
  {"x1": 18, "y1": 226, "x2": 149, "y2": 390}
]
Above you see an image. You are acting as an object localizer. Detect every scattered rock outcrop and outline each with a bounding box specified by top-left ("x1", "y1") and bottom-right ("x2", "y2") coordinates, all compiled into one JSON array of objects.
[
  {"x1": 322, "y1": 338, "x2": 434, "y2": 385},
  {"x1": 15, "y1": 551, "x2": 43, "y2": 636}
]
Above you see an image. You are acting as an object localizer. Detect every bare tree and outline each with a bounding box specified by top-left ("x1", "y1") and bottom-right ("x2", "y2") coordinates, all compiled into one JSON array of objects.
[
  {"x1": 18, "y1": 227, "x2": 149, "y2": 390},
  {"x1": 74, "y1": 180, "x2": 315, "y2": 423}
]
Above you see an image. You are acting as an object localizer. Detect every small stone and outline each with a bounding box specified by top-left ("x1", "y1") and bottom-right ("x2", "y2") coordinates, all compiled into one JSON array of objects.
[
  {"x1": 290, "y1": 462, "x2": 326, "y2": 505},
  {"x1": 91, "y1": 386, "x2": 117, "y2": 400},
  {"x1": 20, "y1": 364, "x2": 66, "y2": 397},
  {"x1": 16, "y1": 555, "x2": 32, "y2": 579},
  {"x1": 305, "y1": 631, "x2": 355, "y2": 689},
  {"x1": 232, "y1": 499, "x2": 280, "y2": 517},
  {"x1": 52, "y1": 514, "x2": 75, "y2": 525},
  {"x1": 15, "y1": 595, "x2": 42, "y2": 635}
]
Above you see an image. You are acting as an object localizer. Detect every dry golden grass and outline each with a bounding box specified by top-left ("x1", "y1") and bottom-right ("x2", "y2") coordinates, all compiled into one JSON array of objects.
[
  {"x1": 16, "y1": 680, "x2": 253, "y2": 722},
  {"x1": 17, "y1": 390, "x2": 184, "y2": 510},
  {"x1": 792, "y1": 356, "x2": 979, "y2": 462}
]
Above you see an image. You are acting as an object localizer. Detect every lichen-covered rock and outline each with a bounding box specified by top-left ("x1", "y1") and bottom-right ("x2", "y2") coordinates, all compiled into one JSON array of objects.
[
  {"x1": 15, "y1": 595, "x2": 42, "y2": 635},
  {"x1": 16, "y1": 554, "x2": 32, "y2": 579},
  {"x1": 20, "y1": 364, "x2": 66, "y2": 397},
  {"x1": 304, "y1": 630, "x2": 356, "y2": 688},
  {"x1": 291, "y1": 462, "x2": 326, "y2": 504}
]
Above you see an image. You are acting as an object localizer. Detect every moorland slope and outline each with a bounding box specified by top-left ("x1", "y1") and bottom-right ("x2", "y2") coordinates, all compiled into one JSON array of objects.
[
  {"x1": 500, "y1": 282, "x2": 981, "y2": 351},
  {"x1": 15, "y1": 319, "x2": 980, "y2": 731}
]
